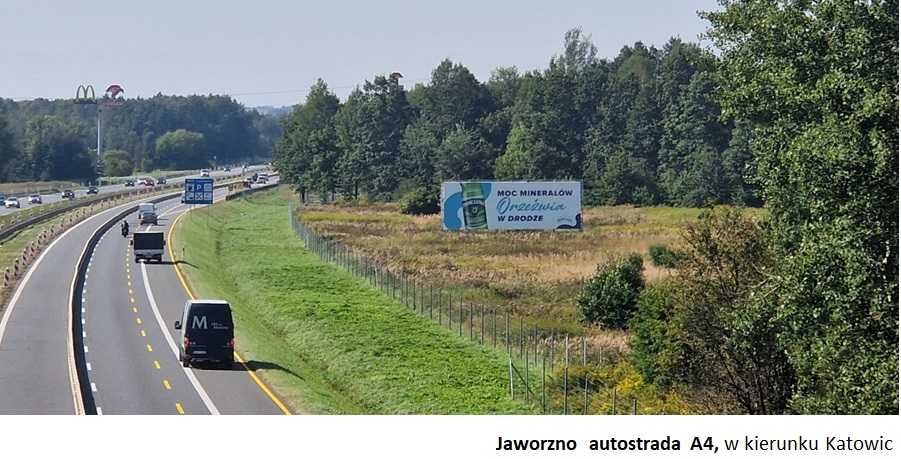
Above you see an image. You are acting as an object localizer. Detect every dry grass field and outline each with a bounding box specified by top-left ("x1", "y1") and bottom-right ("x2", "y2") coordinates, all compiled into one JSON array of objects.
[{"x1": 299, "y1": 202, "x2": 766, "y2": 338}]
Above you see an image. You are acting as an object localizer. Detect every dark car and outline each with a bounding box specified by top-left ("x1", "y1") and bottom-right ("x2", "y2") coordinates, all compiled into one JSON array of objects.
[
  {"x1": 157, "y1": 177, "x2": 167, "y2": 185},
  {"x1": 87, "y1": 186, "x2": 99, "y2": 194},
  {"x1": 124, "y1": 180, "x2": 135, "y2": 187},
  {"x1": 175, "y1": 300, "x2": 235, "y2": 368},
  {"x1": 61, "y1": 190, "x2": 75, "y2": 199}
]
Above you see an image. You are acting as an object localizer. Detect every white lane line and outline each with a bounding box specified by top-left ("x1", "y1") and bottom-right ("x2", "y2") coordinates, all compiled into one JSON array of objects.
[
  {"x1": 0, "y1": 206, "x2": 108, "y2": 346},
  {"x1": 96, "y1": 407, "x2": 103, "y2": 415},
  {"x1": 90, "y1": 383, "x2": 97, "y2": 392},
  {"x1": 87, "y1": 362, "x2": 92, "y2": 371},
  {"x1": 83, "y1": 345, "x2": 88, "y2": 353},
  {"x1": 140, "y1": 261, "x2": 220, "y2": 415}
]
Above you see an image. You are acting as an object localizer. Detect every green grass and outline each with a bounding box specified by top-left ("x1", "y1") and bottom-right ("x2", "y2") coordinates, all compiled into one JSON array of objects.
[
  {"x1": 0, "y1": 212, "x2": 70, "y2": 308},
  {"x1": 172, "y1": 187, "x2": 529, "y2": 414}
]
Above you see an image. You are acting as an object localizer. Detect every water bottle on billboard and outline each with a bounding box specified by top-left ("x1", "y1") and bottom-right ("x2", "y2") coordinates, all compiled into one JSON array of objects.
[{"x1": 461, "y1": 182, "x2": 488, "y2": 230}]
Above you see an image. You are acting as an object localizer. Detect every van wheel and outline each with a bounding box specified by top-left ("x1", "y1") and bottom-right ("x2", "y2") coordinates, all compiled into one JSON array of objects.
[{"x1": 182, "y1": 357, "x2": 190, "y2": 368}]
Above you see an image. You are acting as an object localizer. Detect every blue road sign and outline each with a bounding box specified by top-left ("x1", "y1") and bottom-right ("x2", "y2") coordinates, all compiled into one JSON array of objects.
[{"x1": 184, "y1": 178, "x2": 214, "y2": 205}]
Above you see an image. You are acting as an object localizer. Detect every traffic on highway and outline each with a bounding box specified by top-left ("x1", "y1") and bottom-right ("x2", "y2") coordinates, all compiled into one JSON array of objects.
[
  {"x1": 0, "y1": 169, "x2": 286, "y2": 414},
  {"x1": 0, "y1": 167, "x2": 255, "y2": 218}
]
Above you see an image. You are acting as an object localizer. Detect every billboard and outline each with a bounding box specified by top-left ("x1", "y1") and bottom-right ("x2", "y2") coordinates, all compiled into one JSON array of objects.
[
  {"x1": 183, "y1": 178, "x2": 214, "y2": 205},
  {"x1": 441, "y1": 181, "x2": 582, "y2": 231}
]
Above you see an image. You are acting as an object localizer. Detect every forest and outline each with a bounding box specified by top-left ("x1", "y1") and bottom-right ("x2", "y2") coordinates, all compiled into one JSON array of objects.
[
  {"x1": 275, "y1": 31, "x2": 756, "y2": 208},
  {"x1": 0, "y1": 94, "x2": 281, "y2": 182}
]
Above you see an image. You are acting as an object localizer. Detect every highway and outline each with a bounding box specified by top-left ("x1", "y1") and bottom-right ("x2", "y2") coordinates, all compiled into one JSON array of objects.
[
  {"x1": 0, "y1": 167, "x2": 254, "y2": 217},
  {"x1": 0, "y1": 178, "x2": 286, "y2": 414}
]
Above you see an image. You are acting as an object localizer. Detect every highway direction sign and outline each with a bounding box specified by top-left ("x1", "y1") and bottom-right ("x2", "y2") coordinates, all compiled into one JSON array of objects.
[{"x1": 184, "y1": 178, "x2": 214, "y2": 205}]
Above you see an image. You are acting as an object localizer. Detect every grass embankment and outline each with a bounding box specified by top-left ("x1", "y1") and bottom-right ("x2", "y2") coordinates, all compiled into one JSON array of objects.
[
  {"x1": 171, "y1": 188, "x2": 529, "y2": 414},
  {"x1": 0, "y1": 180, "x2": 79, "y2": 194},
  {"x1": 0, "y1": 212, "x2": 69, "y2": 308}
]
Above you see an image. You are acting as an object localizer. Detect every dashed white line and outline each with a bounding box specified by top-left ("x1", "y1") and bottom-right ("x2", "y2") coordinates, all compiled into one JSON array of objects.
[
  {"x1": 83, "y1": 345, "x2": 88, "y2": 353},
  {"x1": 90, "y1": 383, "x2": 97, "y2": 392},
  {"x1": 86, "y1": 362, "x2": 92, "y2": 371},
  {"x1": 96, "y1": 407, "x2": 103, "y2": 415},
  {"x1": 140, "y1": 261, "x2": 220, "y2": 415}
]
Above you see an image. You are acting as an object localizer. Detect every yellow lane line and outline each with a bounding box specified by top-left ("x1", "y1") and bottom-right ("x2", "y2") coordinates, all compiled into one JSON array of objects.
[
  {"x1": 140, "y1": 330, "x2": 146, "y2": 337},
  {"x1": 167, "y1": 210, "x2": 292, "y2": 415},
  {"x1": 163, "y1": 380, "x2": 172, "y2": 390},
  {"x1": 154, "y1": 360, "x2": 161, "y2": 369},
  {"x1": 130, "y1": 297, "x2": 135, "y2": 304},
  {"x1": 136, "y1": 317, "x2": 142, "y2": 325},
  {"x1": 146, "y1": 344, "x2": 153, "y2": 352},
  {"x1": 175, "y1": 403, "x2": 184, "y2": 414}
]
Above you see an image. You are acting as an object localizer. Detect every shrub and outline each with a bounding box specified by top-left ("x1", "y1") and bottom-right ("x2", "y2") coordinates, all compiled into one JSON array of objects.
[
  {"x1": 629, "y1": 282, "x2": 680, "y2": 387},
  {"x1": 577, "y1": 253, "x2": 644, "y2": 328},
  {"x1": 399, "y1": 186, "x2": 439, "y2": 215},
  {"x1": 648, "y1": 244, "x2": 684, "y2": 268}
]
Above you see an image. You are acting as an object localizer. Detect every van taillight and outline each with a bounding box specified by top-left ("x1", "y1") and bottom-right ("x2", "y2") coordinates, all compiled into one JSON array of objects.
[
  {"x1": 184, "y1": 336, "x2": 190, "y2": 350},
  {"x1": 228, "y1": 339, "x2": 234, "y2": 348}
]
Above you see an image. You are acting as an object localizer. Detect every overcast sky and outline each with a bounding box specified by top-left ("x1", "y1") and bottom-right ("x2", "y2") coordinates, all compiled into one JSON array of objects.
[{"x1": 1, "y1": 0, "x2": 718, "y2": 107}]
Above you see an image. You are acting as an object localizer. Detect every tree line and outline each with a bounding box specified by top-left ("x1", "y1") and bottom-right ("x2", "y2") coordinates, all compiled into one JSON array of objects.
[
  {"x1": 578, "y1": 0, "x2": 896, "y2": 414},
  {"x1": 275, "y1": 31, "x2": 757, "y2": 208},
  {"x1": 0, "y1": 94, "x2": 281, "y2": 182}
]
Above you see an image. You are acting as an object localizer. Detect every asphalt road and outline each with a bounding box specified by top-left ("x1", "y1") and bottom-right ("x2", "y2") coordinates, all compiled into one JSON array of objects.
[
  {"x1": 83, "y1": 190, "x2": 285, "y2": 414},
  {"x1": 0, "y1": 167, "x2": 257, "y2": 217},
  {"x1": 0, "y1": 177, "x2": 285, "y2": 414}
]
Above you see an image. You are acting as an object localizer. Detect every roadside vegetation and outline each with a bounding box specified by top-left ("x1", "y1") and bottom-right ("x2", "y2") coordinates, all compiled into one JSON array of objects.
[
  {"x1": 0, "y1": 212, "x2": 70, "y2": 307},
  {"x1": 300, "y1": 201, "x2": 764, "y2": 336},
  {"x1": 171, "y1": 188, "x2": 529, "y2": 414}
]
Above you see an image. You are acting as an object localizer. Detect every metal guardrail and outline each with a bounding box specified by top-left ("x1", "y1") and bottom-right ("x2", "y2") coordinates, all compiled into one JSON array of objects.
[{"x1": 0, "y1": 173, "x2": 246, "y2": 242}]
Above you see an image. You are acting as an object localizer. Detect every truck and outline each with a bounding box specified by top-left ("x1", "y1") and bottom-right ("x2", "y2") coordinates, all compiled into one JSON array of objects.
[
  {"x1": 137, "y1": 202, "x2": 157, "y2": 225},
  {"x1": 131, "y1": 232, "x2": 166, "y2": 263}
]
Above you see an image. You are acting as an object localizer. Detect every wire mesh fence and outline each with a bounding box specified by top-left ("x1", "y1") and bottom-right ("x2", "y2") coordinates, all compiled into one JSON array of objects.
[{"x1": 288, "y1": 199, "x2": 644, "y2": 414}]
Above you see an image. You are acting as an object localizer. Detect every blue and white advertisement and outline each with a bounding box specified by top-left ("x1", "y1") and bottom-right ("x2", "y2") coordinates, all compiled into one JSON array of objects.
[{"x1": 441, "y1": 181, "x2": 582, "y2": 231}]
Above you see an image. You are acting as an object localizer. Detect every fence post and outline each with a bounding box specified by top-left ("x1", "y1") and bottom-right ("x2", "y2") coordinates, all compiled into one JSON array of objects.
[
  {"x1": 525, "y1": 332, "x2": 530, "y2": 404},
  {"x1": 632, "y1": 398, "x2": 638, "y2": 415},
  {"x1": 505, "y1": 313, "x2": 510, "y2": 355},
  {"x1": 612, "y1": 387, "x2": 617, "y2": 415},
  {"x1": 564, "y1": 335, "x2": 569, "y2": 415},
  {"x1": 541, "y1": 352, "x2": 546, "y2": 413},
  {"x1": 583, "y1": 337, "x2": 589, "y2": 415},
  {"x1": 508, "y1": 359, "x2": 514, "y2": 399},
  {"x1": 459, "y1": 298, "x2": 464, "y2": 336},
  {"x1": 470, "y1": 303, "x2": 474, "y2": 341}
]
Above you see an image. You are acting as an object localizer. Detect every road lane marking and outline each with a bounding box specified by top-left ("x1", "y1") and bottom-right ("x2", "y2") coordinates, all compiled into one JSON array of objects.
[
  {"x1": 154, "y1": 360, "x2": 161, "y2": 369},
  {"x1": 136, "y1": 317, "x2": 142, "y2": 325},
  {"x1": 139, "y1": 261, "x2": 220, "y2": 415},
  {"x1": 133, "y1": 307, "x2": 138, "y2": 313},
  {"x1": 175, "y1": 403, "x2": 185, "y2": 414},
  {"x1": 166, "y1": 209, "x2": 292, "y2": 415},
  {"x1": 163, "y1": 380, "x2": 172, "y2": 390},
  {"x1": 87, "y1": 362, "x2": 92, "y2": 371},
  {"x1": 90, "y1": 383, "x2": 97, "y2": 392},
  {"x1": 130, "y1": 297, "x2": 135, "y2": 304},
  {"x1": 140, "y1": 330, "x2": 146, "y2": 337},
  {"x1": 146, "y1": 344, "x2": 153, "y2": 352},
  {"x1": 97, "y1": 407, "x2": 103, "y2": 415}
]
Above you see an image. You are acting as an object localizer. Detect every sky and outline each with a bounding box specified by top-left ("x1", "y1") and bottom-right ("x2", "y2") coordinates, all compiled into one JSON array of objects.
[{"x1": 0, "y1": 0, "x2": 719, "y2": 108}]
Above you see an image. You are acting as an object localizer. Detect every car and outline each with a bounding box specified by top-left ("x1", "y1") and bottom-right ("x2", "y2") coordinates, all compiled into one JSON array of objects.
[
  {"x1": 61, "y1": 190, "x2": 75, "y2": 200},
  {"x1": 28, "y1": 194, "x2": 42, "y2": 204},
  {"x1": 4, "y1": 197, "x2": 20, "y2": 208},
  {"x1": 157, "y1": 177, "x2": 167, "y2": 185},
  {"x1": 142, "y1": 178, "x2": 155, "y2": 186},
  {"x1": 174, "y1": 300, "x2": 235, "y2": 368},
  {"x1": 124, "y1": 180, "x2": 135, "y2": 187},
  {"x1": 86, "y1": 186, "x2": 99, "y2": 194},
  {"x1": 200, "y1": 169, "x2": 211, "y2": 177},
  {"x1": 224, "y1": 167, "x2": 231, "y2": 172}
]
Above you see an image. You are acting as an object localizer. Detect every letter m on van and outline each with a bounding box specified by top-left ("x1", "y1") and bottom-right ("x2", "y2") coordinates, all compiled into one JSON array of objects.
[{"x1": 192, "y1": 315, "x2": 208, "y2": 329}]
